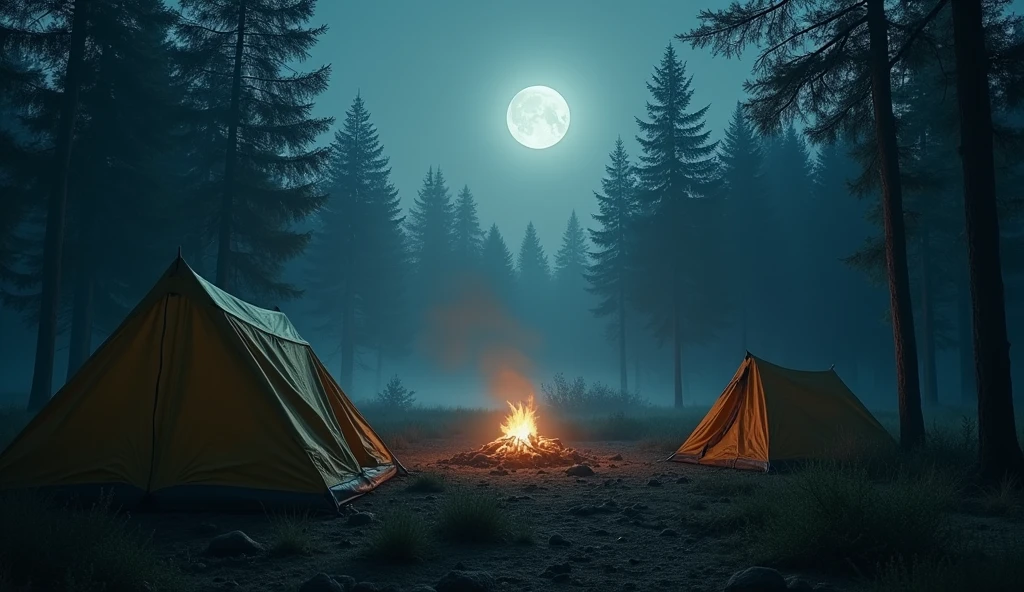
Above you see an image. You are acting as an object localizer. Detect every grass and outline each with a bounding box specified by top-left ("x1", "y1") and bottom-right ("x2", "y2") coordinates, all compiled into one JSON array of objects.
[
  {"x1": 734, "y1": 462, "x2": 958, "y2": 577},
  {"x1": 436, "y1": 490, "x2": 508, "y2": 544},
  {"x1": 405, "y1": 472, "x2": 446, "y2": 493},
  {"x1": 267, "y1": 511, "x2": 315, "y2": 557},
  {"x1": 363, "y1": 510, "x2": 431, "y2": 563},
  {"x1": 0, "y1": 491, "x2": 187, "y2": 592},
  {"x1": 874, "y1": 543, "x2": 1024, "y2": 592}
]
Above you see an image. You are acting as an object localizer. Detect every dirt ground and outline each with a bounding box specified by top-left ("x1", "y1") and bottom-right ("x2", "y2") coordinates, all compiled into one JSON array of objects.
[{"x1": 136, "y1": 437, "x2": 854, "y2": 592}]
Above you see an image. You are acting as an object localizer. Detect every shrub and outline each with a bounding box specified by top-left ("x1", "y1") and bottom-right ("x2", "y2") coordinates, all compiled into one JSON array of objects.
[
  {"x1": 268, "y1": 510, "x2": 315, "y2": 557},
  {"x1": 363, "y1": 510, "x2": 430, "y2": 563},
  {"x1": 375, "y1": 376, "x2": 416, "y2": 411},
  {"x1": 0, "y1": 491, "x2": 186, "y2": 592},
  {"x1": 541, "y1": 373, "x2": 646, "y2": 414},
  {"x1": 436, "y1": 490, "x2": 507, "y2": 544},
  {"x1": 405, "y1": 473, "x2": 446, "y2": 494},
  {"x1": 747, "y1": 462, "x2": 957, "y2": 576}
]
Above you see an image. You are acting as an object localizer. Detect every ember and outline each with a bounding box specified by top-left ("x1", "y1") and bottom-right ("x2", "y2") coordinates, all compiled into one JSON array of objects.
[{"x1": 440, "y1": 399, "x2": 593, "y2": 469}]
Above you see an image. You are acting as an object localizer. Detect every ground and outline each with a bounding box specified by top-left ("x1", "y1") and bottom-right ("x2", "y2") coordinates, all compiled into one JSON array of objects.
[
  {"x1": 139, "y1": 439, "x2": 818, "y2": 592},
  {"x1": 1, "y1": 406, "x2": 1023, "y2": 592}
]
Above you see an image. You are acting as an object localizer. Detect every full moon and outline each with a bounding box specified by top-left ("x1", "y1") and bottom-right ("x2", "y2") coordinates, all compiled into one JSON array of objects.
[{"x1": 506, "y1": 86, "x2": 571, "y2": 150}]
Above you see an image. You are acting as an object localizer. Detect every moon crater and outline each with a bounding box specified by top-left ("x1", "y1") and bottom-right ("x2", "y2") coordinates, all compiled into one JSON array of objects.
[{"x1": 507, "y1": 86, "x2": 570, "y2": 150}]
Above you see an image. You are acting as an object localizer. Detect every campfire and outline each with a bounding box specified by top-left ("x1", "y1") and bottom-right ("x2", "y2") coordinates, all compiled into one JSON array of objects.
[{"x1": 440, "y1": 399, "x2": 592, "y2": 469}]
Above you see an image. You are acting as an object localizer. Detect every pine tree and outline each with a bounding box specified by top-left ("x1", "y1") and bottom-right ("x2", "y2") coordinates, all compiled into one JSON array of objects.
[
  {"x1": 950, "y1": 0, "x2": 1024, "y2": 481},
  {"x1": 452, "y1": 185, "x2": 484, "y2": 273},
  {"x1": 406, "y1": 166, "x2": 455, "y2": 305},
  {"x1": 307, "y1": 94, "x2": 406, "y2": 392},
  {"x1": 517, "y1": 222, "x2": 550, "y2": 294},
  {"x1": 3, "y1": 0, "x2": 91, "y2": 411},
  {"x1": 718, "y1": 104, "x2": 766, "y2": 353},
  {"x1": 554, "y1": 211, "x2": 588, "y2": 292},
  {"x1": 631, "y1": 43, "x2": 721, "y2": 408},
  {"x1": 481, "y1": 224, "x2": 516, "y2": 304},
  {"x1": 588, "y1": 137, "x2": 638, "y2": 395},
  {"x1": 174, "y1": 0, "x2": 333, "y2": 298},
  {"x1": 679, "y1": 0, "x2": 945, "y2": 447}
]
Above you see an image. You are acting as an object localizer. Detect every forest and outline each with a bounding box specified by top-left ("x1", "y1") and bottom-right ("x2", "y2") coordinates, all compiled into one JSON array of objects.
[{"x1": 2, "y1": 1, "x2": 1024, "y2": 465}]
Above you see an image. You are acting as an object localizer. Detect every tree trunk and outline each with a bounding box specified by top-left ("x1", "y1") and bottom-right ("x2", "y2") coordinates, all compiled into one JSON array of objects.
[
  {"x1": 950, "y1": 0, "x2": 1024, "y2": 482},
  {"x1": 673, "y1": 295, "x2": 683, "y2": 408},
  {"x1": 27, "y1": 0, "x2": 90, "y2": 412},
  {"x1": 339, "y1": 285, "x2": 355, "y2": 392},
  {"x1": 215, "y1": 0, "x2": 247, "y2": 290},
  {"x1": 957, "y1": 268, "x2": 976, "y2": 404},
  {"x1": 634, "y1": 350, "x2": 641, "y2": 395},
  {"x1": 618, "y1": 288, "x2": 628, "y2": 395},
  {"x1": 866, "y1": 0, "x2": 926, "y2": 448},
  {"x1": 920, "y1": 228, "x2": 939, "y2": 407},
  {"x1": 66, "y1": 251, "x2": 94, "y2": 381}
]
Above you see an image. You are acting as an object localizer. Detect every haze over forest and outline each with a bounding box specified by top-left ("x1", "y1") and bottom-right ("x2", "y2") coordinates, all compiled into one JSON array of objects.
[{"x1": 1, "y1": 0, "x2": 1024, "y2": 418}]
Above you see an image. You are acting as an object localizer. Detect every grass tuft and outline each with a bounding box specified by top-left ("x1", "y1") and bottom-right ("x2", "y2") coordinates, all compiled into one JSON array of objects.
[
  {"x1": 267, "y1": 510, "x2": 315, "y2": 557},
  {"x1": 874, "y1": 543, "x2": 1024, "y2": 592},
  {"x1": 747, "y1": 462, "x2": 958, "y2": 576},
  {"x1": 363, "y1": 510, "x2": 431, "y2": 563},
  {"x1": 0, "y1": 491, "x2": 186, "y2": 592},
  {"x1": 436, "y1": 490, "x2": 508, "y2": 544},
  {"x1": 405, "y1": 473, "x2": 446, "y2": 493}
]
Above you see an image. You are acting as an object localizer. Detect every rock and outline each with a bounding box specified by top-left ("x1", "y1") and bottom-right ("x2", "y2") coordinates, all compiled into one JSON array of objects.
[
  {"x1": 565, "y1": 464, "x2": 595, "y2": 477},
  {"x1": 299, "y1": 574, "x2": 345, "y2": 592},
  {"x1": 659, "y1": 529, "x2": 679, "y2": 537},
  {"x1": 425, "y1": 495, "x2": 437, "y2": 501},
  {"x1": 615, "y1": 536, "x2": 626, "y2": 543},
  {"x1": 540, "y1": 563, "x2": 572, "y2": 578},
  {"x1": 647, "y1": 478, "x2": 663, "y2": 487},
  {"x1": 602, "y1": 564, "x2": 618, "y2": 574},
  {"x1": 549, "y1": 533, "x2": 572, "y2": 547},
  {"x1": 552, "y1": 573, "x2": 571, "y2": 583},
  {"x1": 675, "y1": 476, "x2": 690, "y2": 484},
  {"x1": 205, "y1": 530, "x2": 264, "y2": 557},
  {"x1": 336, "y1": 539, "x2": 355, "y2": 548},
  {"x1": 609, "y1": 454, "x2": 623, "y2": 461},
  {"x1": 435, "y1": 570, "x2": 495, "y2": 592},
  {"x1": 628, "y1": 558, "x2": 640, "y2": 565},
  {"x1": 784, "y1": 575, "x2": 814, "y2": 592},
  {"x1": 536, "y1": 470, "x2": 548, "y2": 475},
  {"x1": 592, "y1": 529, "x2": 610, "y2": 536},
  {"x1": 812, "y1": 585, "x2": 839, "y2": 592},
  {"x1": 346, "y1": 512, "x2": 375, "y2": 526},
  {"x1": 725, "y1": 567, "x2": 788, "y2": 592},
  {"x1": 330, "y1": 575, "x2": 357, "y2": 590},
  {"x1": 489, "y1": 469, "x2": 508, "y2": 476}
]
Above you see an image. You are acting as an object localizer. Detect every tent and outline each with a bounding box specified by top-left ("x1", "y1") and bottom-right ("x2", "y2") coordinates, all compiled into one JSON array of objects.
[
  {"x1": 668, "y1": 353, "x2": 893, "y2": 471},
  {"x1": 0, "y1": 256, "x2": 403, "y2": 511}
]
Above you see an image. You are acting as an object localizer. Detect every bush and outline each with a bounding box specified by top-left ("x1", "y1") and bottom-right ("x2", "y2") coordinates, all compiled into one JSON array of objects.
[
  {"x1": 405, "y1": 473, "x2": 446, "y2": 494},
  {"x1": 268, "y1": 510, "x2": 315, "y2": 557},
  {"x1": 541, "y1": 373, "x2": 646, "y2": 414},
  {"x1": 436, "y1": 490, "x2": 508, "y2": 544},
  {"x1": 375, "y1": 376, "x2": 416, "y2": 411},
  {"x1": 746, "y1": 462, "x2": 958, "y2": 576},
  {"x1": 0, "y1": 491, "x2": 186, "y2": 592},
  {"x1": 363, "y1": 510, "x2": 431, "y2": 563}
]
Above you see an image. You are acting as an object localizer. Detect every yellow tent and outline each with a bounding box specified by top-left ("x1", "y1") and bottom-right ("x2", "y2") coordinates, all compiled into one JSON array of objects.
[
  {"x1": 668, "y1": 353, "x2": 893, "y2": 471},
  {"x1": 0, "y1": 256, "x2": 402, "y2": 511}
]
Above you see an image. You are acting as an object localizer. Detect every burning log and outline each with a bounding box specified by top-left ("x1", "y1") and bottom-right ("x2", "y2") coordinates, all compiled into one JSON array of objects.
[{"x1": 439, "y1": 400, "x2": 594, "y2": 469}]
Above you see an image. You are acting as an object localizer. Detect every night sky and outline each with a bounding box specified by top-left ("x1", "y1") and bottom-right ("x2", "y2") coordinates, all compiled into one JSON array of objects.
[{"x1": 309, "y1": 0, "x2": 753, "y2": 251}]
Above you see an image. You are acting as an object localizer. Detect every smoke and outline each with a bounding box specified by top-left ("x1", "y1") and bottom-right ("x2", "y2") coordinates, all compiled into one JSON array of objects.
[{"x1": 420, "y1": 274, "x2": 541, "y2": 405}]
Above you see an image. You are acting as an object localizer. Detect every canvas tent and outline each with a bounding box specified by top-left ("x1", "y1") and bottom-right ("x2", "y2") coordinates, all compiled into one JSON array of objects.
[
  {"x1": 668, "y1": 353, "x2": 892, "y2": 471},
  {"x1": 0, "y1": 256, "x2": 402, "y2": 511}
]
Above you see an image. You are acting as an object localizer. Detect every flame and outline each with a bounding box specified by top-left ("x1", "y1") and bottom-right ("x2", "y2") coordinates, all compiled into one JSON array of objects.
[{"x1": 500, "y1": 399, "x2": 537, "y2": 445}]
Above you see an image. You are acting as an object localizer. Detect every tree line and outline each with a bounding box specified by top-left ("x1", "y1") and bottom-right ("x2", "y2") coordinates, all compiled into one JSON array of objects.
[{"x1": 1, "y1": 0, "x2": 1022, "y2": 481}]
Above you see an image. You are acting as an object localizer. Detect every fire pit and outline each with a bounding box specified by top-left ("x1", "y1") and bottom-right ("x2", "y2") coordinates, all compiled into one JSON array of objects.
[{"x1": 439, "y1": 400, "x2": 593, "y2": 469}]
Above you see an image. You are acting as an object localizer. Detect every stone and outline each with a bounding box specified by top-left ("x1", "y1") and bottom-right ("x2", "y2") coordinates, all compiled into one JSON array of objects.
[
  {"x1": 434, "y1": 570, "x2": 495, "y2": 592},
  {"x1": 675, "y1": 476, "x2": 691, "y2": 484},
  {"x1": 551, "y1": 573, "x2": 571, "y2": 583},
  {"x1": 647, "y1": 478, "x2": 663, "y2": 487},
  {"x1": 724, "y1": 567, "x2": 788, "y2": 592},
  {"x1": 489, "y1": 469, "x2": 508, "y2": 476},
  {"x1": 205, "y1": 530, "x2": 264, "y2": 557},
  {"x1": 299, "y1": 574, "x2": 344, "y2": 592},
  {"x1": 346, "y1": 512, "x2": 375, "y2": 526},
  {"x1": 659, "y1": 529, "x2": 679, "y2": 537},
  {"x1": 609, "y1": 454, "x2": 623, "y2": 461},
  {"x1": 785, "y1": 576, "x2": 814, "y2": 592},
  {"x1": 812, "y1": 585, "x2": 840, "y2": 592},
  {"x1": 540, "y1": 563, "x2": 572, "y2": 578},
  {"x1": 565, "y1": 464, "x2": 595, "y2": 477},
  {"x1": 549, "y1": 533, "x2": 572, "y2": 547}
]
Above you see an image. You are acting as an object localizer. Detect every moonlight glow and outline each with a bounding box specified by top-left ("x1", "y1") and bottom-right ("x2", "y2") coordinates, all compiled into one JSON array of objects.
[{"x1": 506, "y1": 86, "x2": 570, "y2": 150}]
